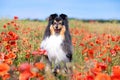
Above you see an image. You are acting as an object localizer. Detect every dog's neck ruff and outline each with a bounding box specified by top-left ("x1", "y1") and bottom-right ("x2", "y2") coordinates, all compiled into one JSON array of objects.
[{"x1": 41, "y1": 35, "x2": 68, "y2": 63}]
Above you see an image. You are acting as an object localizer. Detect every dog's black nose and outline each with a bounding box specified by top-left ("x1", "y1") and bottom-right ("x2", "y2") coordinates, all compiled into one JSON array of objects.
[{"x1": 56, "y1": 26, "x2": 58, "y2": 29}]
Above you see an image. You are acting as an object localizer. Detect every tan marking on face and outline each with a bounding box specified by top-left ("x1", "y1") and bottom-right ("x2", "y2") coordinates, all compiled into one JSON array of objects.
[
  {"x1": 60, "y1": 25, "x2": 66, "y2": 39},
  {"x1": 58, "y1": 21, "x2": 62, "y2": 24},
  {"x1": 53, "y1": 20, "x2": 63, "y2": 29},
  {"x1": 50, "y1": 25, "x2": 55, "y2": 35},
  {"x1": 54, "y1": 20, "x2": 57, "y2": 23},
  {"x1": 58, "y1": 25, "x2": 63, "y2": 29}
]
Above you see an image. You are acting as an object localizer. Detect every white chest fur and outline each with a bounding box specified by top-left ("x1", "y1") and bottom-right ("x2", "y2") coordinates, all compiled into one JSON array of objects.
[{"x1": 41, "y1": 35, "x2": 68, "y2": 63}]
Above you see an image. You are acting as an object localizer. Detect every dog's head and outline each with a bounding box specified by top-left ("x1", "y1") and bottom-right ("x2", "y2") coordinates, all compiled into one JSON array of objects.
[{"x1": 48, "y1": 14, "x2": 68, "y2": 34}]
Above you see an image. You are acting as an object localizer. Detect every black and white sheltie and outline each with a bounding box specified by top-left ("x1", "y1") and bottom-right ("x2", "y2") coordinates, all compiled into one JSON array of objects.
[{"x1": 40, "y1": 14, "x2": 73, "y2": 75}]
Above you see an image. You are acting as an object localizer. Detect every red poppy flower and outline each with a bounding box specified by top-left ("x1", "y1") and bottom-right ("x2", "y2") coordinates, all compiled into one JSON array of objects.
[
  {"x1": 14, "y1": 16, "x2": 18, "y2": 20},
  {"x1": 85, "y1": 75, "x2": 94, "y2": 80},
  {"x1": 7, "y1": 22, "x2": 10, "y2": 25},
  {"x1": 34, "y1": 62, "x2": 45, "y2": 70},
  {"x1": 18, "y1": 63, "x2": 31, "y2": 73},
  {"x1": 82, "y1": 47, "x2": 88, "y2": 54},
  {"x1": 5, "y1": 52, "x2": 16, "y2": 59},
  {"x1": 0, "y1": 52, "x2": 5, "y2": 62},
  {"x1": 114, "y1": 45, "x2": 120, "y2": 51},
  {"x1": 32, "y1": 49, "x2": 47, "y2": 55},
  {"x1": 8, "y1": 31, "x2": 18, "y2": 40},
  {"x1": 102, "y1": 57, "x2": 112, "y2": 63},
  {"x1": 19, "y1": 71, "x2": 32, "y2": 80},
  {"x1": 110, "y1": 49, "x2": 116, "y2": 56},
  {"x1": 18, "y1": 63, "x2": 35, "y2": 80},
  {"x1": 71, "y1": 71, "x2": 82, "y2": 80},
  {"x1": 95, "y1": 39, "x2": 101, "y2": 44},
  {"x1": 89, "y1": 42, "x2": 94, "y2": 46},
  {"x1": 3, "y1": 24, "x2": 7, "y2": 28},
  {"x1": 98, "y1": 62, "x2": 107, "y2": 71},
  {"x1": 4, "y1": 59, "x2": 13, "y2": 65},
  {"x1": 11, "y1": 21, "x2": 14, "y2": 24},
  {"x1": 111, "y1": 36, "x2": 116, "y2": 41},
  {"x1": 10, "y1": 41, "x2": 17, "y2": 46},
  {"x1": 95, "y1": 73, "x2": 111, "y2": 80},
  {"x1": 5, "y1": 44, "x2": 11, "y2": 51},
  {"x1": 88, "y1": 49, "x2": 94, "y2": 59},
  {"x1": 79, "y1": 42, "x2": 85, "y2": 47},
  {"x1": 0, "y1": 63, "x2": 10, "y2": 76},
  {"x1": 91, "y1": 66, "x2": 102, "y2": 76},
  {"x1": 2, "y1": 73, "x2": 10, "y2": 80},
  {"x1": 106, "y1": 44, "x2": 111, "y2": 49},
  {"x1": 112, "y1": 66, "x2": 120, "y2": 77}
]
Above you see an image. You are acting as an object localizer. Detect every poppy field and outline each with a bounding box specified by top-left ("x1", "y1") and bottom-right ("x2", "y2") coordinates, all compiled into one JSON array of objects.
[{"x1": 0, "y1": 17, "x2": 120, "y2": 80}]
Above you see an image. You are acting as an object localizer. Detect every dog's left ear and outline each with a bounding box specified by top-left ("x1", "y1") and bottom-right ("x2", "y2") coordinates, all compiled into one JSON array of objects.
[
  {"x1": 49, "y1": 14, "x2": 58, "y2": 21},
  {"x1": 60, "y1": 14, "x2": 68, "y2": 20}
]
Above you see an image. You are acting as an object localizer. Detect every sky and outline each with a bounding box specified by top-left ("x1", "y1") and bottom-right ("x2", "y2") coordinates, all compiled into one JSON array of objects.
[{"x1": 0, "y1": 0, "x2": 120, "y2": 20}]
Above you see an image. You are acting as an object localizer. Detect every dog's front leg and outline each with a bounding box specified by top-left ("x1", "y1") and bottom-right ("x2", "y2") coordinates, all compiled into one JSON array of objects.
[
  {"x1": 53, "y1": 64, "x2": 61, "y2": 76},
  {"x1": 44, "y1": 56, "x2": 52, "y2": 72}
]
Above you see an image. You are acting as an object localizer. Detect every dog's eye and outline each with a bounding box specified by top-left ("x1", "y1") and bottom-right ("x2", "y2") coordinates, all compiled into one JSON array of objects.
[
  {"x1": 59, "y1": 23, "x2": 62, "y2": 25},
  {"x1": 53, "y1": 22, "x2": 57, "y2": 25}
]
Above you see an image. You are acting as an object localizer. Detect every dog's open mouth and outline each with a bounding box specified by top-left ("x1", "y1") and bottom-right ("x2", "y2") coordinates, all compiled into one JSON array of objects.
[{"x1": 54, "y1": 29, "x2": 61, "y2": 33}]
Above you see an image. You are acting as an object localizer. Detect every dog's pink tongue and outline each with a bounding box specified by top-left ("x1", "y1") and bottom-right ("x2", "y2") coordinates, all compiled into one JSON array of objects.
[{"x1": 55, "y1": 29, "x2": 60, "y2": 33}]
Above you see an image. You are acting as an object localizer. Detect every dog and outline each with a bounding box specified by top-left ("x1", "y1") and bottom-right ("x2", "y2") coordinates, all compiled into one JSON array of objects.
[{"x1": 40, "y1": 14, "x2": 73, "y2": 75}]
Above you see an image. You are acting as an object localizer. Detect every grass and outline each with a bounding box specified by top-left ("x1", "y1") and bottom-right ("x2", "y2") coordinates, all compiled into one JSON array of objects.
[{"x1": 0, "y1": 18, "x2": 120, "y2": 80}]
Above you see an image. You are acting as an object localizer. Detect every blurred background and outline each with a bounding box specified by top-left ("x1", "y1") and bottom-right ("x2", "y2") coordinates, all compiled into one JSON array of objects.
[{"x1": 0, "y1": 0, "x2": 120, "y2": 20}]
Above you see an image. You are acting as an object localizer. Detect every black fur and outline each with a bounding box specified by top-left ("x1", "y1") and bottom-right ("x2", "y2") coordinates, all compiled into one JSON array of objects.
[
  {"x1": 42, "y1": 13, "x2": 73, "y2": 75},
  {"x1": 60, "y1": 14, "x2": 73, "y2": 62},
  {"x1": 43, "y1": 13, "x2": 73, "y2": 62},
  {"x1": 43, "y1": 14, "x2": 58, "y2": 39}
]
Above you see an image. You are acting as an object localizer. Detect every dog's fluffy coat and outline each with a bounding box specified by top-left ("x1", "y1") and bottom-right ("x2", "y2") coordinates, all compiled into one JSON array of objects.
[{"x1": 40, "y1": 14, "x2": 73, "y2": 74}]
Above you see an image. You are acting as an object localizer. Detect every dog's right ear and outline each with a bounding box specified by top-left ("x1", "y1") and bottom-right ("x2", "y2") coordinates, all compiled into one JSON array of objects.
[
  {"x1": 60, "y1": 14, "x2": 68, "y2": 20},
  {"x1": 49, "y1": 14, "x2": 58, "y2": 21}
]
